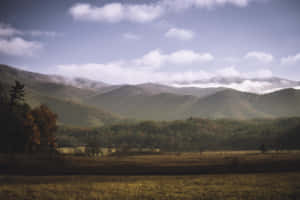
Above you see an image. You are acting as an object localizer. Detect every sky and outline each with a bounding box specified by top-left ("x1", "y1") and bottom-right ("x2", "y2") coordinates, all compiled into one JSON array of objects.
[{"x1": 0, "y1": 0, "x2": 300, "y2": 86}]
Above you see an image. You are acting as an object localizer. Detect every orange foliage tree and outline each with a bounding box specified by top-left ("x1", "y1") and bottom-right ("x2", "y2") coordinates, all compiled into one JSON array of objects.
[
  {"x1": 23, "y1": 112, "x2": 40, "y2": 153},
  {"x1": 30, "y1": 105, "x2": 58, "y2": 152}
]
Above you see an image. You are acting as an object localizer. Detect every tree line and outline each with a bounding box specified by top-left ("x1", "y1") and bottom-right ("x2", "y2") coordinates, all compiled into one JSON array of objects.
[
  {"x1": 57, "y1": 117, "x2": 300, "y2": 152},
  {"x1": 0, "y1": 81, "x2": 57, "y2": 153}
]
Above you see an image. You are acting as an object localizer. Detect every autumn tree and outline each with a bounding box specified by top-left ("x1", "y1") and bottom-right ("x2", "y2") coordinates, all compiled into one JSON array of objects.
[
  {"x1": 31, "y1": 105, "x2": 58, "y2": 152},
  {"x1": 23, "y1": 112, "x2": 40, "y2": 153}
]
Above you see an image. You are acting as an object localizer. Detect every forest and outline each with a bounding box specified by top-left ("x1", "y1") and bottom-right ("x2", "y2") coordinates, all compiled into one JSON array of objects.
[
  {"x1": 57, "y1": 117, "x2": 300, "y2": 152},
  {"x1": 0, "y1": 81, "x2": 57, "y2": 154}
]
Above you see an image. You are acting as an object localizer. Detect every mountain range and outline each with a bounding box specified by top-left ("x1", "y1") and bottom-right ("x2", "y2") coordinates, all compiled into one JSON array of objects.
[
  {"x1": 1, "y1": 64, "x2": 300, "y2": 126},
  {"x1": 172, "y1": 76, "x2": 300, "y2": 94}
]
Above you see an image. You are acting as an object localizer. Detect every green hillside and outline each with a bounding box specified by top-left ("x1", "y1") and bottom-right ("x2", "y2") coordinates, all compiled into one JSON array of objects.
[
  {"x1": 253, "y1": 88, "x2": 300, "y2": 117},
  {"x1": 0, "y1": 64, "x2": 96, "y2": 102},
  {"x1": 0, "y1": 65, "x2": 121, "y2": 127},
  {"x1": 2, "y1": 64, "x2": 300, "y2": 123},
  {"x1": 27, "y1": 92, "x2": 120, "y2": 127},
  {"x1": 188, "y1": 90, "x2": 272, "y2": 119},
  {"x1": 87, "y1": 87, "x2": 300, "y2": 120},
  {"x1": 86, "y1": 85, "x2": 199, "y2": 120}
]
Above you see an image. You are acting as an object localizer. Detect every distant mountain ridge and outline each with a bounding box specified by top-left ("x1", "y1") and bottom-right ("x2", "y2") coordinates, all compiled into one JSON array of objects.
[
  {"x1": 171, "y1": 76, "x2": 300, "y2": 94},
  {"x1": 1, "y1": 64, "x2": 300, "y2": 125},
  {"x1": 86, "y1": 85, "x2": 300, "y2": 120}
]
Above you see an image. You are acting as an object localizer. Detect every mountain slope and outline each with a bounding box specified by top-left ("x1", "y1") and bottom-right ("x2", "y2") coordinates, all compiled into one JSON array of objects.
[
  {"x1": 0, "y1": 65, "x2": 121, "y2": 127},
  {"x1": 86, "y1": 85, "x2": 198, "y2": 120},
  {"x1": 188, "y1": 90, "x2": 272, "y2": 119},
  {"x1": 2, "y1": 64, "x2": 300, "y2": 122},
  {"x1": 87, "y1": 87, "x2": 300, "y2": 120},
  {"x1": 253, "y1": 88, "x2": 300, "y2": 117},
  {"x1": 0, "y1": 64, "x2": 97, "y2": 102},
  {"x1": 28, "y1": 92, "x2": 121, "y2": 127}
]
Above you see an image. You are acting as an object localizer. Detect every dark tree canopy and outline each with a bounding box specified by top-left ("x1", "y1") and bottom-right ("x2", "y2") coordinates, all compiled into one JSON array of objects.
[
  {"x1": 0, "y1": 81, "x2": 58, "y2": 154},
  {"x1": 56, "y1": 117, "x2": 300, "y2": 152}
]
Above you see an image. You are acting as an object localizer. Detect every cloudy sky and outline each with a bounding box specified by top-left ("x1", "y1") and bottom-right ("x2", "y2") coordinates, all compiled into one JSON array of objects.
[{"x1": 0, "y1": 0, "x2": 300, "y2": 85}]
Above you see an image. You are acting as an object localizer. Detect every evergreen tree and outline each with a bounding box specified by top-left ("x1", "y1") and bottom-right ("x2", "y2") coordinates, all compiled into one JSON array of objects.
[{"x1": 9, "y1": 80, "x2": 25, "y2": 110}]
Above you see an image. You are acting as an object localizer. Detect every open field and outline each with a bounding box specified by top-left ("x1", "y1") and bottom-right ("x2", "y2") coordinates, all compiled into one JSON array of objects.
[
  {"x1": 1, "y1": 151, "x2": 300, "y2": 175},
  {"x1": 1, "y1": 172, "x2": 300, "y2": 200}
]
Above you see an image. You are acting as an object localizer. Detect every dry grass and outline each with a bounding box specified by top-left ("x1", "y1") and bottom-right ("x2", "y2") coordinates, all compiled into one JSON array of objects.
[
  {"x1": 1, "y1": 151, "x2": 300, "y2": 175},
  {"x1": 1, "y1": 151, "x2": 300, "y2": 199},
  {"x1": 0, "y1": 172, "x2": 300, "y2": 200}
]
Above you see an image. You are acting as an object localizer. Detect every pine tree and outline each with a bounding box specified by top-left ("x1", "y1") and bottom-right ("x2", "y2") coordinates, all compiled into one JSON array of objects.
[{"x1": 9, "y1": 80, "x2": 25, "y2": 110}]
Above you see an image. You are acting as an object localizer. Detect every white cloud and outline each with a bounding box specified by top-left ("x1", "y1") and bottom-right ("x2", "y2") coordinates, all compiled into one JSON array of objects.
[
  {"x1": 54, "y1": 49, "x2": 214, "y2": 84},
  {"x1": 0, "y1": 22, "x2": 60, "y2": 56},
  {"x1": 55, "y1": 63, "x2": 213, "y2": 85},
  {"x1": 245, "y1": 51, "x2": 274, "y2": 63},
  {"x1": 173, "y1": 80, "x2": 273, "y2": 94},
  {"x1": 126, "y1": 4, "x2": 164, "y2": 23},
  {"x1": 54, "y1": 49, "x2": 213, "y2": 82},
  {"x1": 167, "y1": 50, "x2": 213, "y2": 64},
  {"x1": 69, "y1": 3, "x2": 124, "y2": 23},
  {"x1": 69, "y1": 0, "x2": 255, "y2": 23},
  {"x1": 216, "y1": 66, "x2": 272, "y2": 78},
  {"x1": 0, "y1": 22, "x2": 60, "y2": 38},
  {"x1": 123, "y1": 33, "x2": 141, "y2": 40},
  {"x1": 0, "y1": 23, "x2": 21, "y2": 36},
  {"x1": 0, "y1": 37, "x2": 42, "y2": 56},
  {"x1": 69, "y1": 3, "x2": 163, "y2": 23},
  {"x1": 216, "y1": 66, "x2": 241, "y2": 77},
  {"x1": 134, "y1": 50, "x2": 166, "y2": 69},
  {"x1": 133, "y1": 49, "x2": 214, "y2": 69},
  {"x1": 252, "y1": 69, "x2": 273, "y2": 78},
  {"x1": 29, "y1": 30, "x2": 61, "y2": 37},
  {"x1": 162, "y1": 0, "x2": 250, "y2": 10},
  {"x1": 165, "y1": 28, "x2": 195, "y2": 40},
  {"x1": 281, "y1": 53, "x2": 300, "y2": 65},
  {"x1": 55, "y1": 61, "x2": 279, "y2": 93},
  {"x1": 53, "y1": 48, "x2": 281, "y2": 94}
]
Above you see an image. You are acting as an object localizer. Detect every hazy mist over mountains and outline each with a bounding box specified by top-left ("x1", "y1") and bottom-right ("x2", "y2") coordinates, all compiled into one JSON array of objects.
[
  {"x1": 38, "y1": 69, "x2": 300, "y2": 94},
  {"x1": 171, "y1": 76, "x2": 300, "y2": 94}
]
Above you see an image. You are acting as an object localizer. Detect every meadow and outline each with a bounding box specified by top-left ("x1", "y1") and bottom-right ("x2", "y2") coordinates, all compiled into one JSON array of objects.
[
  {"x1": 0, "y1": 172, "x2": 300, "y2": 200},
  {"x1": 1, "y1": 151, "x2": 300, "y2": 199},
  {"x1": 2, "y1": 151, "x2": 300, "y2": 175}
]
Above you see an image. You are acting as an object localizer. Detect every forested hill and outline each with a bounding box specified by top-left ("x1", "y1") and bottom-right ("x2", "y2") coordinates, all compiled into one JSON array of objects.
[
  {"x1": 0, "y1": 65, "x2": 121, "y2": 127},
  {"x1": 1, "y1": 64, "x2": 300, "y2": 126}
]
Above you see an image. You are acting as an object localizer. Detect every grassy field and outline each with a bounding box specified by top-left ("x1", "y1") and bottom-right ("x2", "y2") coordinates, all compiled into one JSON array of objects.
[
  {"x1": 1, "y1": 151, "x2": 300, "y2": 175},
  {"x1": 0, "y1": 172, "x2": 300, "y2": 200},
  {"x1": 1, "y1": 151, "x2": 300, "y2": 199}
]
